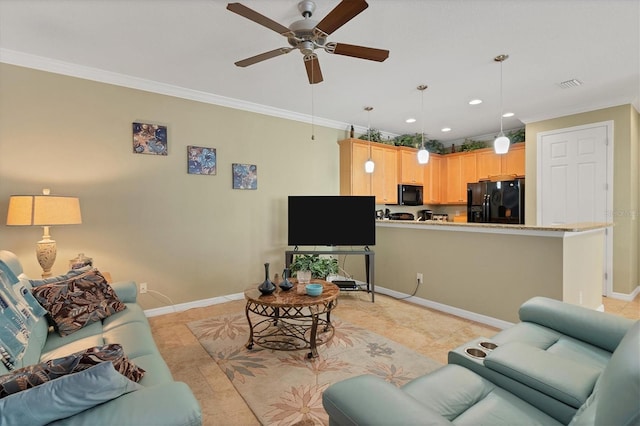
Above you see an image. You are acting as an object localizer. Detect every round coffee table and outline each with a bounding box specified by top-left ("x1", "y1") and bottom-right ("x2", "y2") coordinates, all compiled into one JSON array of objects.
[{"x1": 244, "y1": 280, "x2": 339, "y2": 358}]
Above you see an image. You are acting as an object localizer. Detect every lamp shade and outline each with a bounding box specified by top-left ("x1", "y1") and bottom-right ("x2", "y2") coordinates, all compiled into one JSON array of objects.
[{"x1": 7, "y1": 195, "x2": 82, "y2": 226}]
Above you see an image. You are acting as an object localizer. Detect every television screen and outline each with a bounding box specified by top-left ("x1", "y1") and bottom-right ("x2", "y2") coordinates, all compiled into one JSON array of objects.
[{"x1": 287, "y1": 196, "x2": 376, "y2": 247}]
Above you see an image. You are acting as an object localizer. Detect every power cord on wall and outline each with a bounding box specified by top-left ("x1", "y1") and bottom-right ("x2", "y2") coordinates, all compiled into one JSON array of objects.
[
  {"x1": 143, "y1": 289, "x2": 177, "y2": 313},
  {"x1": 394, "y1": 278, "x2": 421, "y2": 300}
]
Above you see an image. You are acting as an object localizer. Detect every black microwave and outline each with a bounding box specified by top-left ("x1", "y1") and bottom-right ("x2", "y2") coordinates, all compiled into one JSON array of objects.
[{"x1": 397, "y1": 184, "x2": 423, "y2": 206}]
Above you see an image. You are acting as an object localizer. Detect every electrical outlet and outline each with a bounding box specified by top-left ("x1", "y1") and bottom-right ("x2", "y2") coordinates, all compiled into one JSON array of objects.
[
  {"x1": 140, "y1": 282, "x2": 148, "y2": 294},
  {"x1": 417, "y1": 273, "x2": 423, "y2": 285}
]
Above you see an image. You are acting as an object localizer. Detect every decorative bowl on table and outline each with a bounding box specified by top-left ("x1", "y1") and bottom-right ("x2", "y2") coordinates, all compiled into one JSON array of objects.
[{"x1": 305, "y1": 284, "x2": 323, "y2": 296}]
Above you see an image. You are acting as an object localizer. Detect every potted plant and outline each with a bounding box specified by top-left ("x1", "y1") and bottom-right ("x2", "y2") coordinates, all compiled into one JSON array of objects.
[{"x1": 290, "y1": 254, "x2": 338, "y2": 283}]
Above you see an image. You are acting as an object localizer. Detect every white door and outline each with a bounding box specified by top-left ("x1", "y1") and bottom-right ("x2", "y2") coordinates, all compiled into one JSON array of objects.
[{"x1": 537, "y1": 121, "x2": 613, "y2": 294}]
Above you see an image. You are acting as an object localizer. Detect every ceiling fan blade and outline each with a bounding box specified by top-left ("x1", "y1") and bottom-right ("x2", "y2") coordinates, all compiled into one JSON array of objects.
[
  {"x1": 304, "y1": 54, "x2": 323, "y2": 84},
  {"x1": 315, "y1": 0, "x2": 368, "y2": 36},
  {"x1": 329, "y1": 42, "x2": 389, "y2": 62},
  {"x1": 234, "y1": 48, "x2": 292, "y2": 67},
  {"x1": 227, "y1": 3, "x2": 292, "y2": 36}
]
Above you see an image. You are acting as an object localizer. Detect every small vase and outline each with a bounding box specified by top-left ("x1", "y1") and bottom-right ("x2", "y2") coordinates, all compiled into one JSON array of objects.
[
  {"x1": 258, "y1": 262, "x2": 276, "y2": 295},
  {"x1": 279, "y1": 268, "x2": 293, "y2": 291}
]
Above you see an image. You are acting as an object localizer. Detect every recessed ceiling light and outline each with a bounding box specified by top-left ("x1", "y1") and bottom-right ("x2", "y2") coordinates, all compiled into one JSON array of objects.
[
  {"x1": 469, "y1": 99, "x2": 483, "y2": 105},
  {"x1": 405, "y1": 117, "x2": 416, "y2": 123},
  {"x1": 441, "y1": 127, "x2": 452, "y2": 132},
  {"x1": 502, "y1": 112, "x2": 514, "y2": 118}
]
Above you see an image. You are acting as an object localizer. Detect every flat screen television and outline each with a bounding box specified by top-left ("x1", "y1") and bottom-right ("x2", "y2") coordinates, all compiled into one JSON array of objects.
[{"x1": 287, "y1": 195, "x2": 376, "y2": 247}]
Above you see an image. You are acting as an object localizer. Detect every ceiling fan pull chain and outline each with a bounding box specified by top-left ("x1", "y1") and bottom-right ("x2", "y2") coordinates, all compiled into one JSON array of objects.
[{"x1": 310, "y1": 62, "x2": 315, "y2": 140}]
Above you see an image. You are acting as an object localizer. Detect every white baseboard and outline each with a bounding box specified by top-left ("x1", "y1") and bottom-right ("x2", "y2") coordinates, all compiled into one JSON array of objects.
[
  {"x1": 609, "y1": 285, "x2": 640, "y2": 302},
  {"x1": 373, "y1": 286, "x2": 514, "y2": 330},
  {"x1": 143, "y1": 286, "x2": 514, "y2": 330},
  {"x1": 143, "y1": 292, "x2": 244, "y2": 317}
]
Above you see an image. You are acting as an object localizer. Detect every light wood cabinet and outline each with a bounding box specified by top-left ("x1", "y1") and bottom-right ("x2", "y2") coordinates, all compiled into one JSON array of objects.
[
  {"x1": 501, "y1": 143, "x2": 525, "y2": 176},
  {"x1": 371, "y1": 144, "x2": 398, "y2": 204},
  {"x1": 339, "y1": 138, "x2": 397, "y2": 204},
  {"x1": 339, "y1": 139, "x2": 372, "y2": 196},
  {"x1": 397, "y1": 147, "x2": 424, "y2": 185},
  {"x1": 476, "y1": 149, "x2": 503, "y2": 181},
  {"x1": 340, "y1": 138, "x2": 524, "y2": 207},
  {"x1": 423, "y1": 154, "x2": 442, "y2": 204},
  {"x1": 444, "y1": 152, "x2": 477, "y2": 204},
  {"x1": 475, "y1": 144, "x2": 525, "y2": 180}
]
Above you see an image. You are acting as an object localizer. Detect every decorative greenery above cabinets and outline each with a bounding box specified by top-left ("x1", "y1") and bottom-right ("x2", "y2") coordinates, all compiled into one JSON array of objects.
[
  {"x1": 357, "y1": 128, "x2": 384, "y2": 142},
  {"x1": 459, "y1": 127, "x2": 525, "y2": 152}
]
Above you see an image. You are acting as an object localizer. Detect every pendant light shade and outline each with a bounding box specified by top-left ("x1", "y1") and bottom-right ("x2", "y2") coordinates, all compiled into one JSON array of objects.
[
  {"x1": 494, "y1": 54, "x2": 510, "y2": 154},
  {"x1": 494, "y1": 135, "x2": 510, "y2": 154},
  {"x1": 417, "y1": 147, "x2": 430, "y2": 164},
  {"x1": 364, "y1": 158, "x2": 375, "y2": 173},
  {"x1": 416, "y1": 84, "x2": 429, "y2": 165},
  {"x1": 364, "y1": 106, "x2": 375, "y2": 173}
]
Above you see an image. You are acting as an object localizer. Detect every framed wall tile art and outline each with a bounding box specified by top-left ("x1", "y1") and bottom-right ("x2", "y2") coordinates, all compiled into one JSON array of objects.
[
  {"x1": 132, "y1": 122, "x2": 168, "y2": 155},
  {"x1": 232, "y1": 163, "x2": 257, "y2": 190},
  {"x1": 187, "y1": 146, "x2": 217, "y2": 175}
]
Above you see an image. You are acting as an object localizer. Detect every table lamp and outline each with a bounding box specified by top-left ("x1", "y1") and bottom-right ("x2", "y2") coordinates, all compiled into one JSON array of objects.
[{"x1": 6, "y1": 189, "x2": 82, "y2": 277}]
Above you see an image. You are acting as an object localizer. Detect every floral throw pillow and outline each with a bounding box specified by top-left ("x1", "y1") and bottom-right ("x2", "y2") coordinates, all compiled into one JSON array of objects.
[
  {"x1": 31, "y1": 269, "x2": 126, "y2": 336},
  {"x1": 0, "y1": 343, "x2": 145, "y2": 399}
]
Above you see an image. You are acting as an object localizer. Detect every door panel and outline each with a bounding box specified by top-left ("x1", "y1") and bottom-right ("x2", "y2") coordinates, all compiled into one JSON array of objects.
[{"x1": 539, "y1": 123, "x2": 611, "y2": 294}]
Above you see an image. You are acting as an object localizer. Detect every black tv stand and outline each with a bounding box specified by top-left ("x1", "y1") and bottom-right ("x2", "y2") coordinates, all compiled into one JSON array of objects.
[{"x1": 285, "y1": 249, "x2": 375, "y2": 302}]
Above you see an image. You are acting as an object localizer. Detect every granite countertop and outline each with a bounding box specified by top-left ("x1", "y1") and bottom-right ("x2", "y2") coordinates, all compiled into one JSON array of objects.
[{"x1": 376, "y1": 220, "x2": 612, "y2": 233}]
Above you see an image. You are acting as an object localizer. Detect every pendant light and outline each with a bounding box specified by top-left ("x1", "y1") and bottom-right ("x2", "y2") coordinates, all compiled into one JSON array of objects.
[
  {"x1": 494, "y1": 54, "x2": 510, "y2": 154},
  {"x1": 364, "y1": 106, "x2": 375, "y2": 173},
  {"x1": 416, "y1": 84, "x2": 430, "y2": 164}
]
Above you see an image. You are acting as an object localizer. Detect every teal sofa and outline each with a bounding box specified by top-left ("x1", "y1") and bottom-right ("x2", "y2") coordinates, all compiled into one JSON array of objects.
[
  {"x1": 323, "y1": 297, "x2": 639, "y2": 425},
  {"x1": 0, "y1": 250, "x2": 202, "y2": 425}
]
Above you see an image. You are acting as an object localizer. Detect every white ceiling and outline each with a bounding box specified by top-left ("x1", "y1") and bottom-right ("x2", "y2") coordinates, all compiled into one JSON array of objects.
[{"x1": 1, "y1": 0, "x2": 638, "y2": 143}]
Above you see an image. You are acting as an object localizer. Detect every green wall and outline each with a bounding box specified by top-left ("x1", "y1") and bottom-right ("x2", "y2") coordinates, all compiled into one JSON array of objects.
[
  {"x1": 0, "y1": 63, "x2": 344, "y2": 309},
  {"x1": 525, "y1": 105, "x2": 639, "y2": 296}
]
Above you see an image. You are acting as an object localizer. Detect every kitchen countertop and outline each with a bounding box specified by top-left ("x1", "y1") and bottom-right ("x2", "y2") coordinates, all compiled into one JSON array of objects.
[{"x1": 376, "y1": 219, "x2": 612, "y2": 236}]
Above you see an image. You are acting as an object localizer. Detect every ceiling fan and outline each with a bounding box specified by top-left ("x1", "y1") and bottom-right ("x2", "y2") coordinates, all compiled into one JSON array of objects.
[{"x1": 226, "y1": 0, "x2": 389, "y2": 84}]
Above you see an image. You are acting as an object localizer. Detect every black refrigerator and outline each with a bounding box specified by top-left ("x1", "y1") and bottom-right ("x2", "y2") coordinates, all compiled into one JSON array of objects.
[{"x1": 467, "y1": 178, "x2": 525, "y2": 224}]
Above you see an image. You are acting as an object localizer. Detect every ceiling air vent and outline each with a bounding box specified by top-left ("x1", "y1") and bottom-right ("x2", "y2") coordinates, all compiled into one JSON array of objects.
[{"x1": 559, "y1": 79, "x2": 583, "y2": 89}]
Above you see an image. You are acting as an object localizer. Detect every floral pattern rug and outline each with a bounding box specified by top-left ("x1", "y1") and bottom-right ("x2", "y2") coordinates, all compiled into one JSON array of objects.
[{"x1": 187, "y1": 312, "x2": 442, "y2": 425}]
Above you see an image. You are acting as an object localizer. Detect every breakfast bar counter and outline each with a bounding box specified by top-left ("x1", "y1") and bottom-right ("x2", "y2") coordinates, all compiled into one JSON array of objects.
[
  {"x1": 376, "y1": 219, "x2": 610, "y2": 235},
  {"x1": 368, "y1": 220, "x2": 611, "y2": 324}
]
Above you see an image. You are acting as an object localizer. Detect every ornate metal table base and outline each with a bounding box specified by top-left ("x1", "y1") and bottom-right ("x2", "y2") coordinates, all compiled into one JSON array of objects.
[{"x1": 244, "y1": 281, "x2": 339, "y2": 358}]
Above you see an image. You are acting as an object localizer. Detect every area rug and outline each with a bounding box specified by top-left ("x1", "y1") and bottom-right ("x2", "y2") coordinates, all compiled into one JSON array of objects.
[{"x1": 187, "y1": 312, "x2": 442, "y2": 426}]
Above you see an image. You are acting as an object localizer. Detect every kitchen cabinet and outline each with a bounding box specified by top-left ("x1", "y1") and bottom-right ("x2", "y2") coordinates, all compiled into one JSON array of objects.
[
  {"x1": 339, "y1": 138, "x2": 397, "y2": 204},
  {"x1": 423, "y1": 154, "x2": 441, "y2": 204},
  {"x1": 371, "y1": 144, "x2": 398, "y2": 204},
  {"x1": 501, "y1": 143, "x2": 525, "y2": 176},
  {"x1": 475, "y1": 144, "x2": 526, "y2": 180},
  {"x1": 339, "y1": 139, "x2": 372, "y2": 196},
  {"x1": 397, "y1": 147, "x2": 424, "y2": 185},
  {"x1": 444, "y1": 151, "x2": 477, "y2": 204},
  {"x1": 476, "y1": 149, "x2": 502, "y2": 181}
]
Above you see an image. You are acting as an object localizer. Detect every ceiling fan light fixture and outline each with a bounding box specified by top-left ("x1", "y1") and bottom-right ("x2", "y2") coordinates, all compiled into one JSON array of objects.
[{"x1": 228, "y1": 1, "x2": 389, "y2": 85}]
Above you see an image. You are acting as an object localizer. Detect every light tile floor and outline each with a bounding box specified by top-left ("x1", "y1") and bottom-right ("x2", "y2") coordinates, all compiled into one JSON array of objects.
[{"x1": 148, "y1": 292, "x2": 639, "y2": 426}]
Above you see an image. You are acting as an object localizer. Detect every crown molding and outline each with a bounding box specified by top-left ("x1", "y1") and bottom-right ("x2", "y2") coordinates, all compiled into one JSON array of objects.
[{"x1": 0, "y1": 48, "x2": 357, "y2": 132}]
